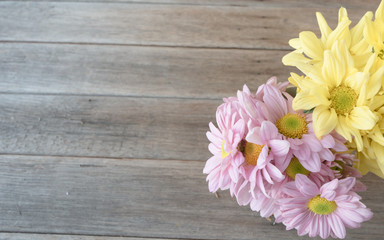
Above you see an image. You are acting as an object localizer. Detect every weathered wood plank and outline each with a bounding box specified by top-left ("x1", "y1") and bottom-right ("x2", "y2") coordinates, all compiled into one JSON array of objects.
[
  {"x1": 0, "y1": 2, "x2": 376, "y2": 49},
  {"x1": 3, "y1": 0, "x2": 381, "y2": 9},
  {"x1": 0, "y1": 43, "x2": 293, "y2": 98},
  {"x1": 0, "y1": 155, "x2": 382, "y2": 239},
  {"x1": 0, "y1": 233, "x2": 170, "y2": 240},
  {"x1": 0, "y1": 94, "x2": 220, "y2": 160}
]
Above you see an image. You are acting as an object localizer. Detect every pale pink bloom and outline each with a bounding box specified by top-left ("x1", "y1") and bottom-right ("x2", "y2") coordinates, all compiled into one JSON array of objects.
[
  {"x1": 279, "y1": 174, "x2": 373, "y2": 239},
  {"x1": 258, "y1": 83, "x2": 336, "y2": 172},
  {"x1": 329, "y1": 153, "x2": 366, "y2": 192},
  {"x1": 255, "y1": 76, "x2": 290, "y2": 101},
  {"x1": 203, "y1": 97, "x2": 246, "y2": 192}
]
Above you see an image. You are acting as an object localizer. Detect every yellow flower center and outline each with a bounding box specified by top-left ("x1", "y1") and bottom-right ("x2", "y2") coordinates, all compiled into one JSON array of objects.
[
  {"x1": 239, "y1": 140, "x2": 264, "y2": 166},
  {"x1": 221, "y1": 141, "x2": 230, "y2": 159},
  {"x1": 329, "y1": 86, "x2": 357, "y2": 115},
  {"x1": 285, "y1": 157, "x2": 310, "y2": 180},
  {"x1": 307, "y1": 195, "x2": 337, "y2": 215},
  {"x1": 276, "y1": 113, "x2": 308, "y2": 139}
]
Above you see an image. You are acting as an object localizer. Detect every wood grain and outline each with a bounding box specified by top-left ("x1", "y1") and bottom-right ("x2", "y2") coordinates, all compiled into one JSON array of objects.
[
  {"x1": 0, "y1": 233, "x2": 171, "y2": 240},
  {"x1": 0, "y1": 155, "x2": 382, "y2": 240},
  {"x1": 0, "y1": 2, "x2": 377, "y2": 49},
  {"x1": 4, "y1": 0, "x2": 381, "y2": 8},
  {"x1": 0, "y1": 43, "x2": 294, "y2": 98},
  {"x1": 0, "y1": 94, "x2": 219, "y2": 161}
]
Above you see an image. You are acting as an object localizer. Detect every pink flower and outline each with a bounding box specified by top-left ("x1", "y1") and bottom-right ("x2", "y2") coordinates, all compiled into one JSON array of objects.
[
  {"x1": 257, "y1": 83, "x2": 336, "y2": 172},
  {"x1": 279, "y1": 174, "x2": 373, "y2": 239},
  {"x1": 203, "y1": 97, "x2": 246, "y2": 192},
  {"x1": 255, "y1": 76, "x2": 290, "y2": 101}
]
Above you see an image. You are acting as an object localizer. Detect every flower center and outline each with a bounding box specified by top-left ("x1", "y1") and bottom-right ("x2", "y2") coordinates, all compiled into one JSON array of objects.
[
  {"x1": 221, "y1": 141, "x2": 230, "y2": 159},
  {"x1": 307, "y1": 195, "x2": 337, "y2": 215},
  {"x1": 239, "y1": 140, "x2": 264, "y2": 166},
  {"x1": 285, "y1": 157, "x2": 310, "y2": 179},
  {"x1": 276, "y1": 113, "x2": 308, "y2": 139},
  {"x1": 329, "y1": 86, "x2": 357, "y2": 115}
]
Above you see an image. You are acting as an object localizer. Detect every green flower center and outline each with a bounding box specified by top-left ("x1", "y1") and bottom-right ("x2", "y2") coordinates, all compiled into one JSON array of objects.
[
  {"x1": 329, "y1": 86, "x2": 357, "y2": 115},
  {"x1": 239, "y1": 140, "x2": 264, "y2": 166},
  {"x1": 221, "y1": 141, "x2": 230, "y2": 159},
  {"x1": 276, "y1": 113, "x2": 308, "y2": 139},
  {"x1": 286, "y1": 157, "x2": 310, "y2": 180},
  {"x1": 307, "y1": 195, "x2": 337, "y2": 215}
]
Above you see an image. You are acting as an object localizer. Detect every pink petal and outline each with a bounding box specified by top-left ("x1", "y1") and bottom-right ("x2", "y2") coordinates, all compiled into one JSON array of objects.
[
  {"x1": 203, "y1": 155, "x2": 220, "y2": 174},
  {"x1": 236, "y1": 181, "x2": 252, "y2": 205},
  {"x1": 256, "y1": 146, "x2": 269, "y2": 168},
  {"x1": 320, "y1": 134, "x2": 335, "y2": 148},
  {"x1": 266, "y1": 163, "x2": 284, "y2": 181},
  {"x1": 337, "y1": 177, "x2": 356, "y2": 195},
  {"x1": 299, "y1": 153, "x2": 321, "y2": 172},
  {"x1": 329, "y1": 214, "x2": 346, "y2": 239},
  {"x1": 260, "y1": 120, "x2": 279, "y2": 141},
  {"x1": 295, "y1": 174, "x2": 319, "y2": 197},
  {"x1": 246, "y1": 127, "x2": 263, "y2": 145},
  {"x1": 319, "y1": 215, "x2": 331, "y2": 239},
  {"x1": 269, "y1": 139, "x2": 290, "y2": 157},
  {"x1": 303, "y1": 134, "x2": 323, "y2": 152},
  {"x1": 320, "y1": 179, "x2": 338, "y2": 201}
]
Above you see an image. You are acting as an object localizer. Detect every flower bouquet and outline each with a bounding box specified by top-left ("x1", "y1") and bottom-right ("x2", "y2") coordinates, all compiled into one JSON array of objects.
[{"x1": 203, "y1": 1, "x2": 384, "y2": 239}]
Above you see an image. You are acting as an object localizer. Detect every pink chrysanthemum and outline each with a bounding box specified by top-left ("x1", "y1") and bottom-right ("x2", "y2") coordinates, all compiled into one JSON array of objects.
[
  {"x1": 279, "y1": 174, "x2": 373, "y2": 239},
  {"x1": 258, "y1": 82, "x2": 337, "y2": 172},
  {"x1": 203, "y1": 97, "x2": 246, "y2": 193}
]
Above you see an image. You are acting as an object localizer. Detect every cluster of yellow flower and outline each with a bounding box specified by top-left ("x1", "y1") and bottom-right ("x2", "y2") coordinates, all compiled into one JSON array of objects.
[{"x1": 283, "y1": 1, "x2": 384, "y2": 178}]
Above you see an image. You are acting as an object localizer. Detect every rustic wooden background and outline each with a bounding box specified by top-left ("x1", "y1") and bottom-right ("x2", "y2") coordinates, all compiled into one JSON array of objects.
[{"x1": 0, "y1": 0, "x2": 383, "y2": 239}]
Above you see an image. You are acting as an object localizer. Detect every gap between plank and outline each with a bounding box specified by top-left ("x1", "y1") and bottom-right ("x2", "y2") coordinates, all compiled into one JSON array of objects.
[
  {"x1": 0, "y1": 91, "x2": 227, "y2": 101},
  {"x1": 0, "y1": 231, "x2": 223, "y2": 240},
  {"x1": 0, "y1": 40, "x2": 291, "y2": 52},
  {"x1": 0, "y1": 153, "x2": 206, "y2": 163}
]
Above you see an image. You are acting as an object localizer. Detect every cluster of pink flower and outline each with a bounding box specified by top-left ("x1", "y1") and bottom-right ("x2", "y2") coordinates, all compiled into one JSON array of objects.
[{"x1": 203, "y1": 77, "x2": 372, "y2": 239}]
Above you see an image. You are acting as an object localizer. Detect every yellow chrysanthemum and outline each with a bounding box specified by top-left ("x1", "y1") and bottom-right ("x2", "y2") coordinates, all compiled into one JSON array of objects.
[
  {"x1": 288, "y1": 40, "x2": 381, "y2": 151},
  {"x1": 283, "y1": 7, "x2": 373, "y2": 71},
  {"x1": 364, "y1": 0, "x2": 384, "y2": 87}
]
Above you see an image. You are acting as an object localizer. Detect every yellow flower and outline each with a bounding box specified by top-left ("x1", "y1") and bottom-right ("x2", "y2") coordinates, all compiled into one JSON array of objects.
[
  {"x1": 288, "y1": 40, "x2": 381, "y2": 151},
  {"x1": 364, "y1": 0, "x2": 384, "y2": 84},
  {"x1": 354, "y1": 95, "x2": 384, "y2": 177},
  {"x1": 283, "y1": 7, "x2": 373, "y2": 71}
]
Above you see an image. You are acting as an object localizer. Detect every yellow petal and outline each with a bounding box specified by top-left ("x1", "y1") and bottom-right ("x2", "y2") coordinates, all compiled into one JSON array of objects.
[
  {"x1": 299, "y1": 31, "x2": 324, "y2": 60},
  {"x1": 316, "y1": 12, "x2": 332, "y2": 43},
  {"x1": 288, "y1": 38, "x2": 301, "y2": 49},
  {"x1": 322, "y1": 50, "x2": 340, "y2": 87},
  {"x1": 351, "y1": 11, "x2": 373, "y2": 47},
  {"x1": 326, "y1": 19, "x2": 351, "y2": 49},
  {"x1": 367, "y1": 65, "x2": 384, "y2": 99},
  {"x1": 375, "y1": 0, "x2": 384, "y2": 23},
  {"x1": 312, "y1": 105, "x2": 337, "y2": 138},
  {"x1": 282, "y1": 50, "x2": 309, "y2": 67},
  {"x1": 364, "y1": 17, "x2": 381, "y2": 46},
  {"x1": 348, "y1": 106, "x2": 378, "y2": 130},
  {"x1": 335, "y1": 116, "x2": 352, "y2": 142},
  {"x1": 371, "y1": 141, "x2": 384, "y2": 177},
  {"x1": 338, "y1": 7, "x2": 348, "y2": 23},
  {"x1": 292, "y1": 90, "x2": 321, "y2": 111}
]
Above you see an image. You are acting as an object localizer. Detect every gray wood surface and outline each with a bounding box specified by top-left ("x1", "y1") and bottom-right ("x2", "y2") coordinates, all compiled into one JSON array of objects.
[
  {"x1": 0, "y1": 43, "x2": 292, "y2": 98},
  {"x1": 0, "y1": 94, "x2": 218, "y2": 160},
  {"x1": 0, "y1": 155, "x2": 382, "y2": 240},
  {"x1": 0, "y1": 2, "x2": 376, "y2": 49},
  {"x1": 0, "y1": 233, "x2": 171, "y2": 240},
  {"x1": 1, "y1": 0, "x2": 383, "y2": 239}
]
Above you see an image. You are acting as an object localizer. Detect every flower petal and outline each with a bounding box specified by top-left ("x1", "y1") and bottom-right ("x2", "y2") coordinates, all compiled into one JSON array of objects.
[
  {"x1": 313, "y1": 106, "x2": 338, "y2": 138},
  {"x1": 295, "y1": 174, "x2": 319, "y2": 197}
]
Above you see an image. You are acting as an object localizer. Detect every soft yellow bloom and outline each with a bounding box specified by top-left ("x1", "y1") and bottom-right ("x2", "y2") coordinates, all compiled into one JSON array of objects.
[
  {"x1": 363, "y1": 0, "x2": 384, "y2": 88},
  {"x1": 283, "y1": 7, "x2": 373, "y2": 70},
  {"x1": 288, "y1": 40, "x2": 380, "y2": 151}
]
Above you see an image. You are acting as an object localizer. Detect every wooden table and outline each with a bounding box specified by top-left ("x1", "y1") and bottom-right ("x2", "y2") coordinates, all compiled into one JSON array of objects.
[{"x1": 0, "y1": 0, "x2": 383, "y2": 239}]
